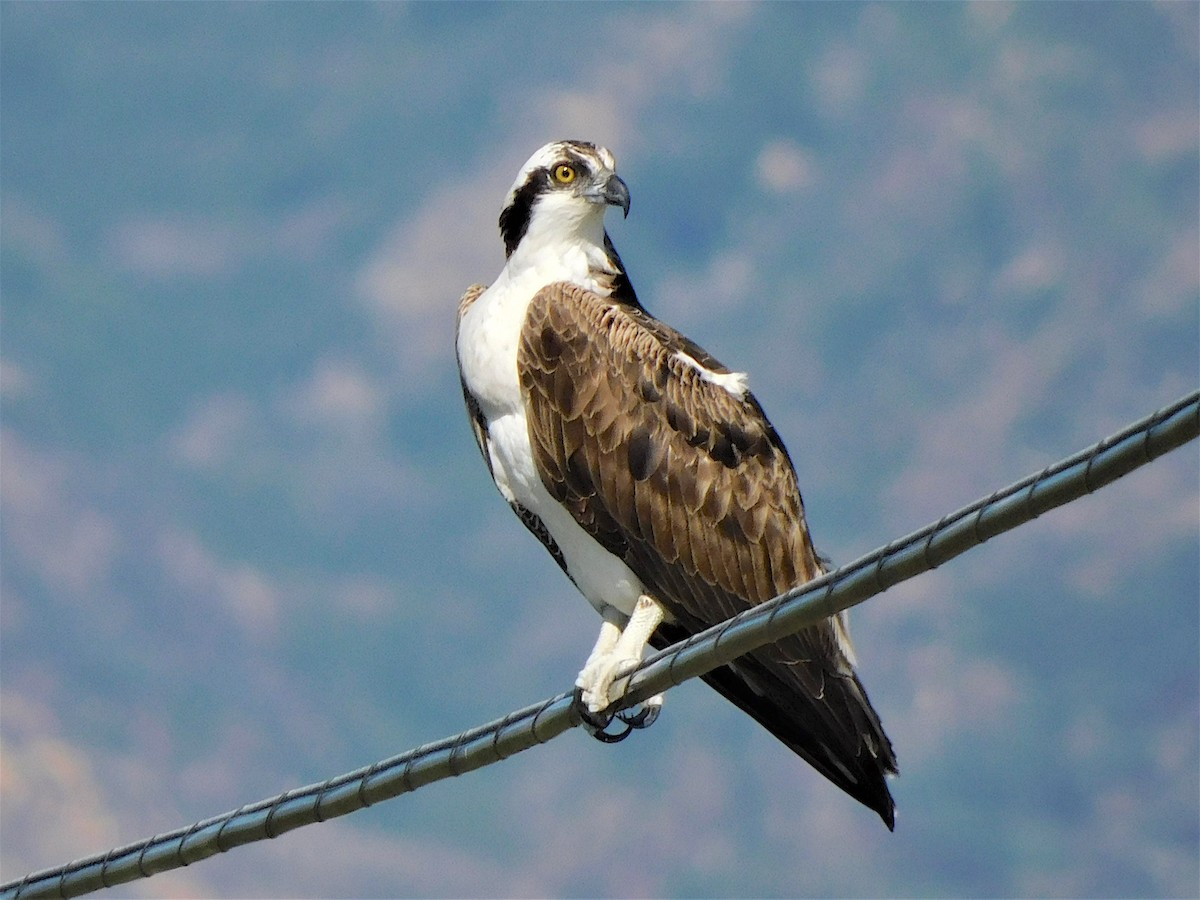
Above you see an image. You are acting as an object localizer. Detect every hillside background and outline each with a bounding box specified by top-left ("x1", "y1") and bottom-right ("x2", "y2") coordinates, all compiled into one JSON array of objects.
[{"x1": 2, "y1": 4, "x2": 1197, "y2": 897}]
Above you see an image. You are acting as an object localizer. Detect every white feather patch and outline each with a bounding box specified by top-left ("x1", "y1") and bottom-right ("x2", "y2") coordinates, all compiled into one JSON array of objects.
[{"x1": 673, "y1": 350, "x2": 750, "y2": 399}]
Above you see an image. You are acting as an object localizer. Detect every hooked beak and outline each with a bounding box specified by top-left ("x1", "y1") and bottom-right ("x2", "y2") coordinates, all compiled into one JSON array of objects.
[{"x1": 596, "y1": 174, "x2": 631, "y2": 218}]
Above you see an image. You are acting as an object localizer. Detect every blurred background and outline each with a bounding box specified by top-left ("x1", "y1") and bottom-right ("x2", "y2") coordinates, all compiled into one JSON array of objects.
[{"x1": 2, "y1": 3, "x2": 1197, "y2": 897}]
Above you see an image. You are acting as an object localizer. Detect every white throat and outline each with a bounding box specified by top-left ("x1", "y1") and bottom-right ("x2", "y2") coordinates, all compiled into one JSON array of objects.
[{"x1": 504, "y1": 194, "x2": 612, "y2": 289}]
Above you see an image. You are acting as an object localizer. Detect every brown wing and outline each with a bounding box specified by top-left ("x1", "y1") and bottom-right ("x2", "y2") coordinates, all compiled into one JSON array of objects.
[{"x1": 518, "y1": 281, "x2": 898, "y2": 828}]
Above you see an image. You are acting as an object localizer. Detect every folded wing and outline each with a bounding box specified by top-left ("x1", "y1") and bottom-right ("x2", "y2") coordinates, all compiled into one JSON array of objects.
[{"x1": 518, "y1": 281, "x2": 898, "y2": 828}]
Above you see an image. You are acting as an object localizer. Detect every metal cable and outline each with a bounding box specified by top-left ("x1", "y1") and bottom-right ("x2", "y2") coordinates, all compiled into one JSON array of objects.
[{"x1": 4, "y1": 390, "x2": 1197, "y2": 899}]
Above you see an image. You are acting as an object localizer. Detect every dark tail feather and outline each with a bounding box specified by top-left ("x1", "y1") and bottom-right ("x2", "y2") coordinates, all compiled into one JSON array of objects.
[{"x1": 653, "y1": 624, "x2": 898, "y2": 830}]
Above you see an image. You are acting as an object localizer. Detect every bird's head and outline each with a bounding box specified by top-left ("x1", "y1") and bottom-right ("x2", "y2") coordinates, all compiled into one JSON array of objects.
[{"x1": 499, "y1": 140, "x2": 630, "y2": 259}]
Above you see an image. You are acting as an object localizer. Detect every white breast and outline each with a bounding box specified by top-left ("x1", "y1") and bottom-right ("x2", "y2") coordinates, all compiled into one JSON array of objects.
[{"x1": 456, "y1": 262, "x2": 646, "y2": 620}]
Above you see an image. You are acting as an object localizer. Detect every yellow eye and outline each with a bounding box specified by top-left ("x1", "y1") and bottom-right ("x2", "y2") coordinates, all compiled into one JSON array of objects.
[{"x1": 553, "y1": 164, "x2": 577, "y2": 184}]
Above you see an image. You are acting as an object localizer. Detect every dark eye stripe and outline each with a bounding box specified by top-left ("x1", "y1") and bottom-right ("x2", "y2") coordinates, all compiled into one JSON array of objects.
[
  {"x1": 499, "y1": 167, "x2": 552, "y2": 258},
  {"x1": 497, "y1": 146, "x2": 599, "y2": 258}
]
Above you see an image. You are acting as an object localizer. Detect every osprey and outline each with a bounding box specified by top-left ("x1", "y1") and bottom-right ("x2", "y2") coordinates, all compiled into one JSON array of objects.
[{"x1": 455, "y1": 140, "x2": 898, "y2": 828}]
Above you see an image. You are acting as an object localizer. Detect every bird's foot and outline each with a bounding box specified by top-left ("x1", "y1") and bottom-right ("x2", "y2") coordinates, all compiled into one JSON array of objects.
[
  {"x1": 575, "y1": 654, "x2": 641, "y2": 714},
  {"x1": 573, "y1": 687, "x2": 634, "y2": 743},
  {"x1": 574, "y1": 682, "x2": 664, "y2": 744},
  {"x1": 575, "y1": 597, "x2": 667, "y2": 743}
]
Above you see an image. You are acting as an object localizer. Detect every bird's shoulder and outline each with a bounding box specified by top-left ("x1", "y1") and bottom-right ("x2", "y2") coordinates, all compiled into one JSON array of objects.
[{"x1": 456, "y1": 282, "x2": 489, "y2": 326}]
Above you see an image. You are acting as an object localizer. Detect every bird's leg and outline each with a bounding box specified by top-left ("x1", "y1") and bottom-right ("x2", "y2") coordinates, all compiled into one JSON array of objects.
[
  {"x1": 577, "y1": 610, "x2": 623, "y2": 685},
  {"x1": 610, "y1": 594, "x2": 665, "y2": 728},
  {"x1": 577, "y1": 594, "x2": 664, "y2": 714},
  {"x1": 574, "y1": 611, "x2": 627, "y2": 737}
]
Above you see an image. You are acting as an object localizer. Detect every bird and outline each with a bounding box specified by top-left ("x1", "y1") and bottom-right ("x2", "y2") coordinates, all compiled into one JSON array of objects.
[{"x1": 455, "y1": 140, "x2": 898, "y2": 829}]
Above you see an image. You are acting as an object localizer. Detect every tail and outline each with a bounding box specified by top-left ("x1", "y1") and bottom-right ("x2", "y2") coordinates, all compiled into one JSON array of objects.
[{"x1": 653, "y1": 622, "x2": 898, "y2": 830}]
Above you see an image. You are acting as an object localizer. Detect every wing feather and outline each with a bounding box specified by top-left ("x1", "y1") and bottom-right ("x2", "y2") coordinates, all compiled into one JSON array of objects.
[{"x1": 518, "y1": 281, "x2": 898, "y2": 827}]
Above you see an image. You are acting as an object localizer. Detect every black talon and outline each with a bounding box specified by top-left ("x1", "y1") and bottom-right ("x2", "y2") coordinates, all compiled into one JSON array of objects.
[
  {"x1": 617, "y1": 702, "x2": 661, "y2": 730},
  {"x1": 591, "y1": 718, "x2": 635, "y2": 743},
  {"x1": 573, "y1": 688, "x2": 635, "y2": 743}
]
